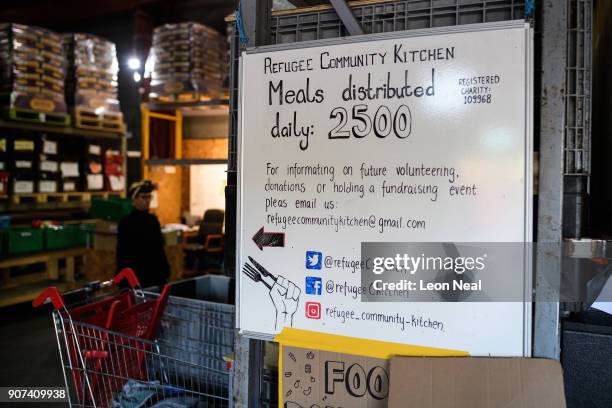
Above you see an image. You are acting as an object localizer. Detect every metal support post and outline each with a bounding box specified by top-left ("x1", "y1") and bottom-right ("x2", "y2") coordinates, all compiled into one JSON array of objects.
[
  {"x1": 242, "y1": 0, "x2": 273, "y2": 47},
  {"x1": 248, "y1": 339, "x2": 265, "y2": 407},
  {"x1": 141, "y1": 104, "x2": 150, "y2": 179},
  {"x1": 330, "y1": 0, "x2": 364, "y2": 36},
  {"x1": 535, "y1": 0, "x2": 567, "y2": 360},
  {"x1": 174, "y1": 109, "x2": 183, "y2": 160},
  {"x1": 231, "y1": 1, "x2": 272, "y2": 407}
]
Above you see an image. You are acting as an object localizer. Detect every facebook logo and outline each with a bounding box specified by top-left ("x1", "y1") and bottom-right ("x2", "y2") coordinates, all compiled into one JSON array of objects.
[
  {"x1": 305, "y1": 276, "x2": 322, "y2": 295},
  {"x1": 306, "y1": 251, "x2": 323, "y2": 270}
]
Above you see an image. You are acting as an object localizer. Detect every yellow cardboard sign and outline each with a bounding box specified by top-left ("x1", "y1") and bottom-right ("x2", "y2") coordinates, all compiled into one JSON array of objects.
[{"x1": 276, "y1": 328, "x2": 468, "y2": 407}]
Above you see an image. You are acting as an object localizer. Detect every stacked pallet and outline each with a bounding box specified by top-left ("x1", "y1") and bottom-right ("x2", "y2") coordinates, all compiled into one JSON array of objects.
[
  {"x1": 0, "y1": 24, "x2": 68, "y2": 124},
  {"x1": 63, "y1": 33, "x2": 123, "y2": 132},
  {"x1": 146, "y1": 22, "x2": 227, "y2": 102},
  {"x1": 0, "y1": 136, "x2": 7, "y2": 196}
]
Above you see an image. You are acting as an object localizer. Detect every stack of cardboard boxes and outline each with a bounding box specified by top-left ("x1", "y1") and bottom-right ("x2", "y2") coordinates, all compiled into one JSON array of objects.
[
  {"x1": 0, "y1": 24, "x2": 67, "y2": 121},
  {"x1": 147, "y1": 22, "x2": 227, "y2": 101},
  {"x1": 63, "y1": 33, "x2": 122, "y2": 130}
]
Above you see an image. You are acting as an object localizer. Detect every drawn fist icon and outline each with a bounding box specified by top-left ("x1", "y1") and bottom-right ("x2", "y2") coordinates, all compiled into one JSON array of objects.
[{"x1": 270, "y1": 275, "x2": 301, "y2": 330}]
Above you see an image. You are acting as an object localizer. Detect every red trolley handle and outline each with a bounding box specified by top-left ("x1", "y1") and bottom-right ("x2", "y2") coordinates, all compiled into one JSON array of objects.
[
  {"x1": 83, "y1": 351, "x2": 109, "y2": 359},
  {"x1": 32, "y1": 287, "x2": 65, "y2": 310},
  {"x1": 33, "y1": 269, "x2": 140, "y2": 310},
  {"x1": 113, "y1": 268, "x2": 141, "y2": 289}
]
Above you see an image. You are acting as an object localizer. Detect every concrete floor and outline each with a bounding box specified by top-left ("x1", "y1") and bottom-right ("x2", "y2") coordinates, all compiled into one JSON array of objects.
[
  {"x1": 3, "y1": 297, "x2": 609, "y2": 408},
  {"x1": 0, "y1": 302, "x2": 66, "y2": 407}
]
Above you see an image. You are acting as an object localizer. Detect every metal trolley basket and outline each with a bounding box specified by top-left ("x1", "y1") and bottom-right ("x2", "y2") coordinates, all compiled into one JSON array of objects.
[{"x1": 34, "y1": 269, "x2": 234, "y2": 408}]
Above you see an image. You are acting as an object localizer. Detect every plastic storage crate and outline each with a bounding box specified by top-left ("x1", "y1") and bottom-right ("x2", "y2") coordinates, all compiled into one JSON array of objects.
[
  {"x1": 0, "y1": 215, "x2": 10, "y2": 229},
  {"x1": 71, "y1": 223, "x2": 95, "y2": 247},
  {"x1": 156, "y1": 295, "x2": 235, "y2": 383},
  {"x1": 2, "y1": 227, "x2": 43, "y2": 255},
  {"x1": 43, "y1": 224, "x2": 96, "y2": 250},
  {"x1": 90, "y1": 197, "x2": 132, "y2": 222},
  {"x1": 43, "y1": 226, "x2": 73, "y2": 250},
  {"x1": 269, "y1": 0, "x2": 527, "y2": 44},
  {"x1": 564, "y1": 0, "x2": 592, "y2": 176}
]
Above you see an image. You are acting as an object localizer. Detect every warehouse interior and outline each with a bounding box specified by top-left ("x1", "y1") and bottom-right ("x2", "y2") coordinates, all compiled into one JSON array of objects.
[{"x1": 0, "y1": 1, "x2": 611, "y2": 408}]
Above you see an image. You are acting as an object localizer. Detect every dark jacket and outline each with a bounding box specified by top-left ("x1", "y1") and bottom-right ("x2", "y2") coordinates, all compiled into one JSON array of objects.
[{"x1": 116, "y1": 209, "x2": 170, "y2": 288}]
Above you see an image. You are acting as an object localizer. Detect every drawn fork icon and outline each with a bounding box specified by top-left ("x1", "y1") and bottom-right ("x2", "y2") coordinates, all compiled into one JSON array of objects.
[{"x1": 242, "y1": 263, "x2": 272, "y2": 289}]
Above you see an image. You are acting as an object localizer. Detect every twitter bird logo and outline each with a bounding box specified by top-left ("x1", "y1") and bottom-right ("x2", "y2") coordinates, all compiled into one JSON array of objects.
[{"x1": 306, "y1": 251, "x2": 323, "y2": 270}]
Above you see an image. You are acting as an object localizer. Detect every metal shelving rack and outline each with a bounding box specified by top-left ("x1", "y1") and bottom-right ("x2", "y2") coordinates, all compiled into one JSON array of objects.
[
  {"x1": 140, "y1": 100, "x2": 230, "y2": 179},
  {"x1": 0, "y1": 119, "x2": 127, "y2": 213},
  {"x1": 0, "y1": 118, "x2": 126, "y2": 140},
  {"x1": 0, "y1": 117, "x2": 128, "y2": 307}
]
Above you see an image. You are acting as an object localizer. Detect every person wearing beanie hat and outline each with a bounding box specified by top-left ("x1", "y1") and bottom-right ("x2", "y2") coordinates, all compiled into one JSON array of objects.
[{"x1": 116, "y1": 180, "x2": 170, "y2": 287}]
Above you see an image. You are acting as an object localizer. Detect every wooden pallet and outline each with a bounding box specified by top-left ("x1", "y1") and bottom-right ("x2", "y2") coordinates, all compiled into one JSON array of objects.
[
  {"x1": 72, "y1": 107, "x2": 126, "y2": 133},
  {"x1": 10, "y1": 191, "x2": 124, "y2": 205},
  {"x1": 0, "y1": 247, "x2": 88, "y2": 296},
  {"x1": 3, "y1": 107, "x2": 71, "y2": 126},
  {"x1": 150, "y1": 90, "x2": 226, "y2": 104},
  {"x1": 0, "y1": 280, "x2": 83, "y2": 308}
]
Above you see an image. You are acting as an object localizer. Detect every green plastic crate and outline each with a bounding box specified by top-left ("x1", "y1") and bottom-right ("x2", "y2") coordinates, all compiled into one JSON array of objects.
[
  {"x1": 44, "y1": 227, "x2": 74, "y2": 250},
  {"x1": 72, "y1": 223, "x2": 96, "y2": 247},
  {"x1": 90, "y1": 198, "x2": 133, "y2": 222},
  {"x1": 3, "y1": 227, "x2": 43, "y2": 255}
]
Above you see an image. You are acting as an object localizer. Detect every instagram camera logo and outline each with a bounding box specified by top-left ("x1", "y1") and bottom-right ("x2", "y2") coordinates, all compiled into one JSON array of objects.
[{"x1": 305, "y1": 302, "x2": 321, "y2": 319}]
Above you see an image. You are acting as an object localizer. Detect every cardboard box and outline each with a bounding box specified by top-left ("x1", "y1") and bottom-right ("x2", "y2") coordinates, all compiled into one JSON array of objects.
[
  {"x1": 281, "y1": 345, "x2": 389, "y2": 408},
  {"x1": 60, "y1": 161, "x2": 80, "y2": 178},
  {"x1": 0, "y1": 172, "x2": 8, "y2": 195},
  {"x1": 38, "y1": 179, "x2": 58, "y2": 193},
  {"x1": 86, "y1": 173, "x2": 103, "y2": 191},
  {"x1": 388, "y1": 357, "x2": 566, "y2": 408},
  {"x1": 93, "y1": 220, "x2": 117, "y2": 251},
  {"x1": 95, "y1": 220, "x2": 117, "y2": 234},
  {"x1": 93, "y1": 234, "x2": 116, "y2": 251},
  {"x1": 165, "y1": 244, "x2": 184, "y2": 281},
  {"x1": 62, "y1": 179, "x2": 79, "y2": 192},
  {"x1": 163, "y1": 229, "x2": 180, "y2": 246},
  {"x1": 83, "y1": 249, "x2": 116, "y2": 281},
  {"x1": 281, "y1": 345, "x2": 566, "y2": 408},
  {"x1": 12, "y1": 179, "x2": 34, "y2": 193}
]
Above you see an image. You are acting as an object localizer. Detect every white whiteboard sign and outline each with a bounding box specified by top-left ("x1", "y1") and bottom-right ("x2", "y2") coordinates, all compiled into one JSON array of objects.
[{"x1": 238, "y1": 22, "x2": 532, "y2": 356}]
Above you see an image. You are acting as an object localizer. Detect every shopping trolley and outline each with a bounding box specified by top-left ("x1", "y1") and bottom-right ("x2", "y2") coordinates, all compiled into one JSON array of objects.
[{"x1": 34, "y1": 268, "x2": 233, "y2": 408}]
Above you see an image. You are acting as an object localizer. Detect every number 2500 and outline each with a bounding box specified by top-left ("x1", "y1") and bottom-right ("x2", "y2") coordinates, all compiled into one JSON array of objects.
[{"x1": 328, "y1": 104, "x2": 412, "y2": 139}]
